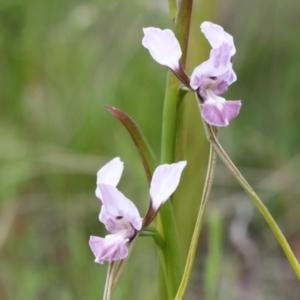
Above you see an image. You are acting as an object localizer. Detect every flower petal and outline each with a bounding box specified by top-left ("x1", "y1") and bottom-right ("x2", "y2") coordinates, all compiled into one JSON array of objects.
[
  {"x1": 190, "y1": 60, "x2": 213, "y2": 90},
  {"x1": 212, "y1": 69, "x2": 237, "y2": 95},
  {"x1": 190, "y1": 46, "x2": 233, "y2": 91},
  {"x1": 209, "y1": 44, "x2": 233, "y2": 74},
  {"x1": 150, "y1": 161, "x2": 186, "y2": 211},
  {"x1": 89, "y1": 235, "x2": 129, "y2": 264},
  {"x1": 142, "y1": 27, "x2": 182, "y2": 72},
  {"x1": 95, "y1": 157, "x2": 124, "y2": 200},
  {"x1": 201, "y1": 99, "x2": 241, "y2": 127},
  {"x1": 98, "y1": 184, "x2": 142, "y2": 232},
  {"x1": 201, "y1": 21, "x2": 236, "y2": 56}
]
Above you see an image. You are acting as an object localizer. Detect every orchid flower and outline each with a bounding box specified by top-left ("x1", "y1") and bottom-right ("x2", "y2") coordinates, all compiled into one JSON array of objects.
[
  {"x1": 142, "y1": 21, "x2": 241, "y2": 127},
  {"x1": 89, "y1": 157, "x2": 186, "y2": 264}
]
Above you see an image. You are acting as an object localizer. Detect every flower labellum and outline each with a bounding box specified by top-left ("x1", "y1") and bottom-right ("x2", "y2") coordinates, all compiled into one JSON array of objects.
[{"x1": 89, "y1": 157, "x2": 186, "y2": 264}]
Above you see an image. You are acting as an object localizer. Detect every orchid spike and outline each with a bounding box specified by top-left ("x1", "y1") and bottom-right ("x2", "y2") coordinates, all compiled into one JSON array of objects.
[
  {"x1": 89, "y1": 157, "x2": 186, "y2": 264},
  {"x1": 142, "y1": 21, "x2": 241, "y2": 127}
]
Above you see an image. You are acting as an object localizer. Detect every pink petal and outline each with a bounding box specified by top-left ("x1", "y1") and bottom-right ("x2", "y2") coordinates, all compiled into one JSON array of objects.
[
  {"x1": 95, "y1": 157, "x2": 124, "y2": 200},
  {"x1": 190, "y1": 60, "x2": 213, "y2": 90},
  {"x1": 191, "y1": 47, "x2": 233, "y2": 91},
  {"x1": 209, "y1": 44, "x2": 233, "y2": 74},
  {"x1": 142, "y1": 27, "x2": 182, "y2": 72},
  {"x1": 212, "y1": 69, "x2": 237, "y2": 95},
  {"x1": 89, "y1": 235, "x2": 129, "y2": 264},
  {"x1": 201, "y1": 21, "x2": 236, "y2": 56},
  {"x1": 150, "y1": 161, "x2": 186, "y2": 210},
  {"x1": 98, "y1": 184, "x2": 142, "y2": 232},
  {"x1": 201, "y1": 100, "x2": 241, "y2": 127}
]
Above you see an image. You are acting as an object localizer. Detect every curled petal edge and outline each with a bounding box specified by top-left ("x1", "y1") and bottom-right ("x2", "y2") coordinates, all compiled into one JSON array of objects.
[{"x1": 201, "y1": 100, "x2": 241, "y2": 127}]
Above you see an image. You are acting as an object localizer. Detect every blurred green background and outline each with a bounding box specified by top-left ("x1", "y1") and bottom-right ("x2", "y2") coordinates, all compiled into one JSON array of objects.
[{"x1": 1, "y1": 0, "x2": 300, "y2": 299}]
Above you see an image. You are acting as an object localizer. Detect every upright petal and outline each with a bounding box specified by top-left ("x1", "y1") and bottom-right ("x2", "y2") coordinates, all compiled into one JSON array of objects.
[
  {"x1": 201, "y1": 21, "x2": 236, "y2": 56},
  {"x1": 209, "y1": 44, "x2": 233, "y2": 74},
  {"x1": 142, "y1": 27, "x2": 182, "y2": 72},
  {"x1": 150, "y1": 161, "x2": 186, "y2": 210},
  {"x1": 95, "y1": 157, "x2": 124, "y2": 200},
  {"x1": 89, "y1": 235, "x2": 129, "y2": 264},
  {"x1": 98, "y1": 184, "x2": 142, "y2": 233}
]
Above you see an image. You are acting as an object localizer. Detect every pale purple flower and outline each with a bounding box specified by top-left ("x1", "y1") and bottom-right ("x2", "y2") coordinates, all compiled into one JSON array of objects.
[
  {"x1": 89, "y1": 157, "x2": 186, "y2": 264},
  {"x1": 142, "y1": 21, "x2": 241, "y2": 127},
  {"x1": 190, "y1": 22, "x2": 241, "y2": 127}
]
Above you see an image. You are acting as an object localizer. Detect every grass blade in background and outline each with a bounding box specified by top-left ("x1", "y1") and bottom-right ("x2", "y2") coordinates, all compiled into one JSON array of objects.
[{"x1": 204, "y1": 212, "x2": 223, "y2": 300}]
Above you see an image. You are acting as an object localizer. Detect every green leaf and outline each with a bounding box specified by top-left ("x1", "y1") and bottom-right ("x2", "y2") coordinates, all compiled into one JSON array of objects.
[{"x1": 104, "y1": 105, "x2": 157, "y2": 185}]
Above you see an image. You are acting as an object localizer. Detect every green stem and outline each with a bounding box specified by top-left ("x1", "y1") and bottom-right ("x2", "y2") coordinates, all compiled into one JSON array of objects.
[
  {"x1": 158, "y1": 1, "x2": 193, "y2": 298},
  {"x1": 175, "y1": 89, "x2": 188, "y2": 162},
  {"x1": 158, "y1": 199, "x2": 182, "y2": 299},
  {"x1": 175, "y1": 0, "x2": 193, "y2": 67},
  {"x1": 159, "y1": 70, "x2": 182, "y2": 300},
  {"x1": 161, "y1": 73, "x2": 180, "y2": 164},
  {"x1": 112, "y1": 238, "x2": 137, "y2": 290},
  {"x1": 205, "y1": 123, "x2": 300, "y2": 281},
  {"x1": 168, "y1": 0, "x2": 177, "y2": 21},
  {"x1": 140, "y1": 226, "x2": 165, "y2": 250},
  {"x1": 175, "y1": 145, "x2": 217, "y2": 300}
]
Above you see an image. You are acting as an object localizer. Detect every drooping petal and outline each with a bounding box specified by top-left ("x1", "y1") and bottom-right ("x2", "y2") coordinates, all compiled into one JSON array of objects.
[
  {"x1": 98, "y1": 184, "x2": 142, "y2": 233},
  {"x1": 201, "y1": 21, "x2": 236, "y2": 56},
  {"x1": 142, "y1": 27, "x2": 182, "y2": 72},
  {"x1": 150, "y1": 161, "x2": 186, "y2": 211},
  {"x1": 89, "y1": 234, "x2": 129, "y2": 264},
  {"x1": 95, "y1": 157, "x2": 124, "y2": 200},
  {"x1": 201, "y1": 97, "x2": 241, "y2": 127}
]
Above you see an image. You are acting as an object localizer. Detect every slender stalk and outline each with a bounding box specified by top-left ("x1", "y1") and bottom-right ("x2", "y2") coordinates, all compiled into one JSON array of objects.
[
  {"x1": 175, "y1": 145, "x2": 217, "y2": 300},
  {"x1": 103, "y1": 261, "x2": 115, "y2": 300},
  {"x1": 112, "y1": 238, "x2": 138, "y2": 290},
  {"x1": 111, "y1": 230, "x2": 166, "y2": 291},
  {"x1": 204, "y1": 123, "x2": 300, "y2": 281}
]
